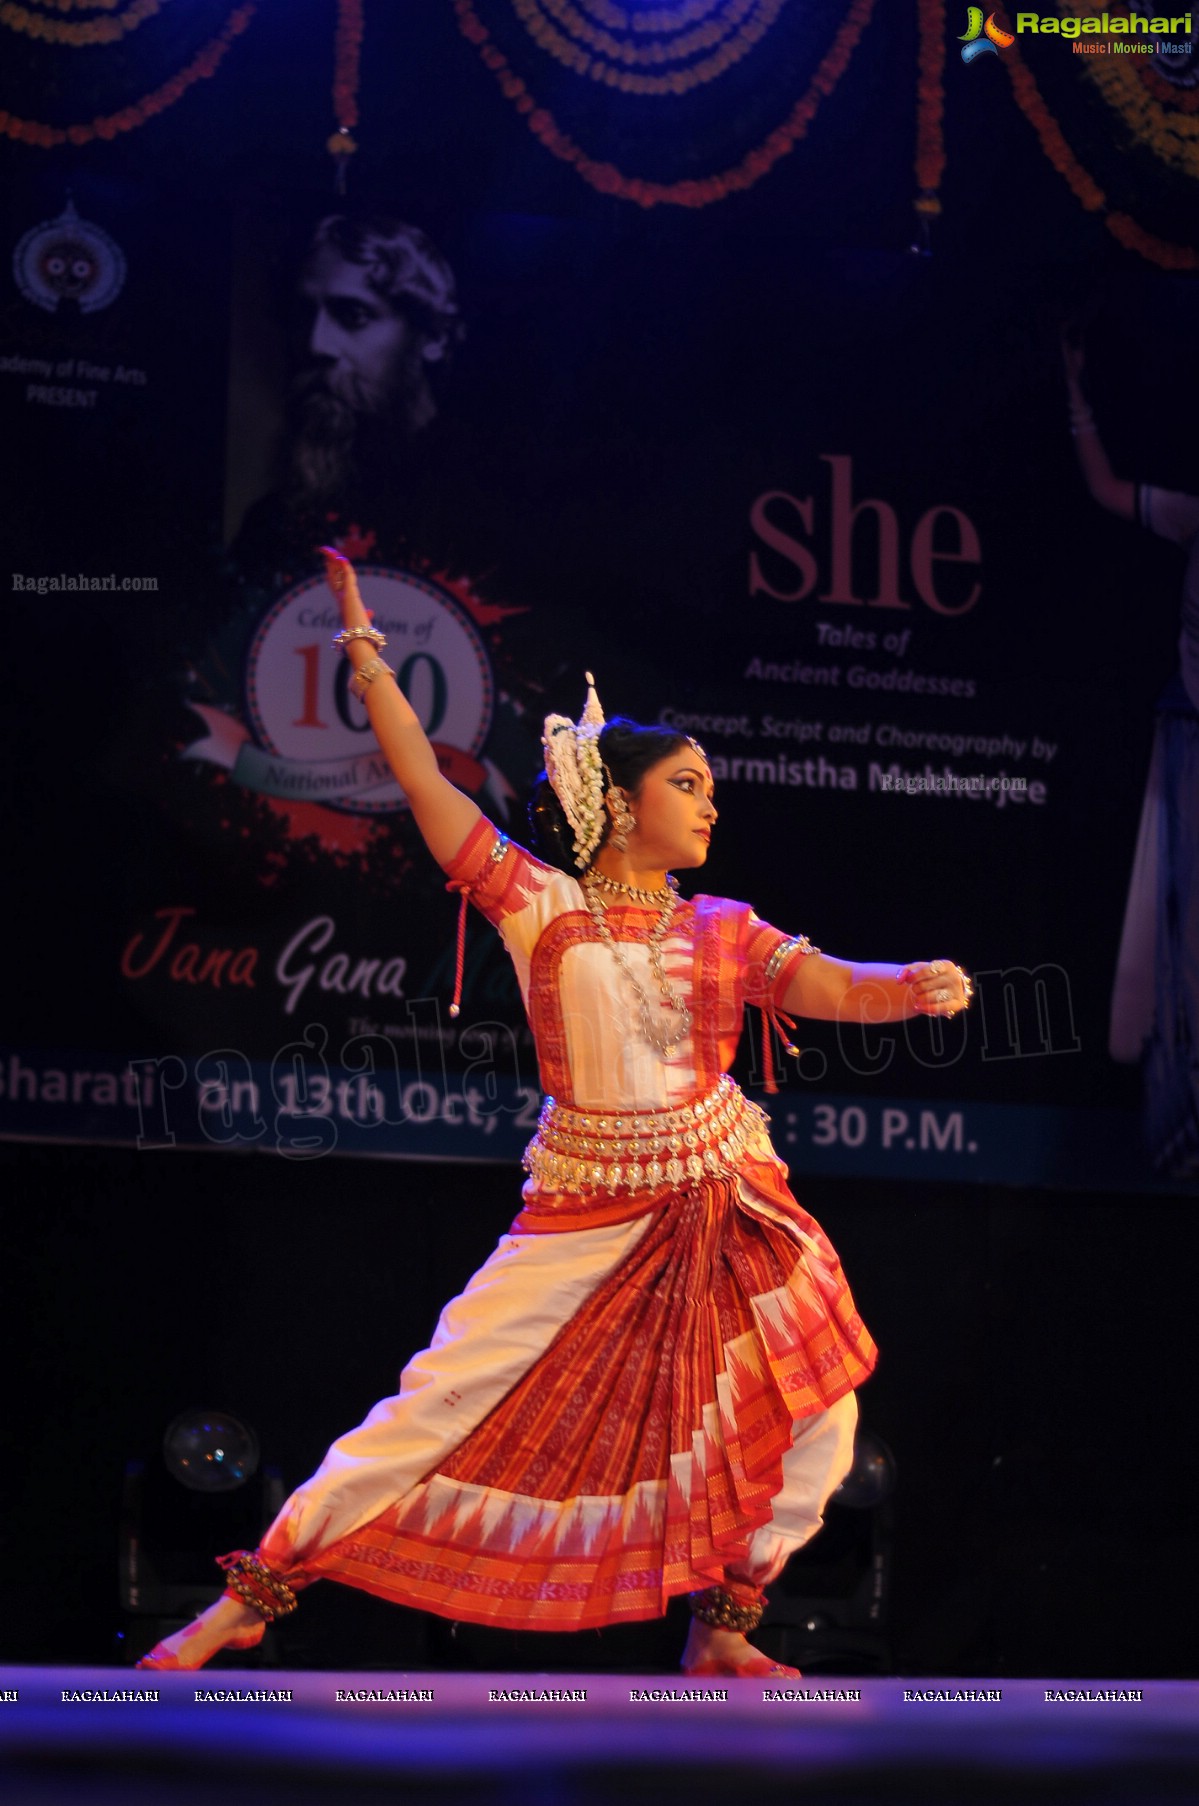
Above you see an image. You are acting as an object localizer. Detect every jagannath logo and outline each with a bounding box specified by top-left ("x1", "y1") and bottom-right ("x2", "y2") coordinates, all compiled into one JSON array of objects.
[
  {"x1": 13, "y1": 196, "x2": 126, "y2": 314},
  {"x1": 183, "y1": 564, "x2": 514, "y2": 853},
  {"x1": 960, "y1": 7, "x2": 1015, "y2": 59}
]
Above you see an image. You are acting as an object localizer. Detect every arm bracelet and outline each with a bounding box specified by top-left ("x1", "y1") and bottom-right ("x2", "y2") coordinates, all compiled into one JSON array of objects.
[
  {"x1": 350, "y1": 656, "x2": 396, "y2": 699},
  {"x1": 332, "y1": 625, "x2": 386, "y2": 651}
]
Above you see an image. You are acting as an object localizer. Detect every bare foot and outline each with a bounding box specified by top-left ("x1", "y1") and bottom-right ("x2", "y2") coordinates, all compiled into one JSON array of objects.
[
  {"x1": 680, "y1": 1619, "x2": 800, "y2": 1678},
  {"x1": 136, "y1": 1595, "x2": 265, "y2": 1670}
]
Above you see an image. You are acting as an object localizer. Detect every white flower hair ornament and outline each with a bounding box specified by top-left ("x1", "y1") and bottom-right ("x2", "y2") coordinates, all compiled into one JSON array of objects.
[{"x1": 542, "y1": 671, "x2": 607, "y2": 870}]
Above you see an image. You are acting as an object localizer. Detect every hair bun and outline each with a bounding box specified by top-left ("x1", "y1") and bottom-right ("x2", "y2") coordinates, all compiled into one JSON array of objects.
[{"x1": 527, "y1": 716, "x2": 690, "y2": 873}]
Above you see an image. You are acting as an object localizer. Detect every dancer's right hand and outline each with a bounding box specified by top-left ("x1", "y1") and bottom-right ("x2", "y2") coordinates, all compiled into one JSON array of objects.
[{"x1": 320, "y1": 544, "x2": 371, "y2": 639}]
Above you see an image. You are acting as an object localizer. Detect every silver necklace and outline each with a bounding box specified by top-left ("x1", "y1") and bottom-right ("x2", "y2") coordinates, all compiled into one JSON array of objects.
[
  {"x1": 581, "y1": 874, "x2": 693, "y2": 1057},
  {"x1": 584, "y1": 869, "x2": 679, "y2": 907}
]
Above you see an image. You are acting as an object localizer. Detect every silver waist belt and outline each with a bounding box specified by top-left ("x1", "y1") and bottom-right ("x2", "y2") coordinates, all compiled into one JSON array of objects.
[{"x1": 521, "y1": 1074, "x2": 768, "y2": 1195}]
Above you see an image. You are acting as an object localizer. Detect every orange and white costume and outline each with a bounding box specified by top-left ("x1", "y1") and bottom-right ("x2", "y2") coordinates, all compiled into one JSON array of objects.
[{"x1": 257, "y1": 819, "x2": 877, "y2": 1630}]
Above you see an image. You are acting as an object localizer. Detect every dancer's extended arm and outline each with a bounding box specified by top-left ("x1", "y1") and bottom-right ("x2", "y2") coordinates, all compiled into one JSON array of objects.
[
  {"x1": 783, "y1": 955, "x2": 970, "y2": 1024},
  {"x1": 322, "y1": 547, "x2": 481, "y2": 867},
  {"x1": 1061, "y1": 335, "x2": 1135, "y2": 522}
]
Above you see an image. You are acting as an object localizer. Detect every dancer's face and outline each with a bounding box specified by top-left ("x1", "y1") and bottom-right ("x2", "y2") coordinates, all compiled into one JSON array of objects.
[{"x1": 624, "y1": 750, "x2": 717, "y2": 871}]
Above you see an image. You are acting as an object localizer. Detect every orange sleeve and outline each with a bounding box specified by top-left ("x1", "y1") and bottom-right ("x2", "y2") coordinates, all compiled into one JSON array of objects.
[
  {"x1": 742, "y1": 911, "x2": 818, "y2": 1008},
  {"x1": 442, "y1": 816, "x2": 559, "y2": 929}
]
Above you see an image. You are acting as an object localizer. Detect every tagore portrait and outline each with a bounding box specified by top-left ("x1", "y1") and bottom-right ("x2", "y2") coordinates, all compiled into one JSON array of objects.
[{"x1": 229, "y1": 211, "x2": 465, "y2": 583}]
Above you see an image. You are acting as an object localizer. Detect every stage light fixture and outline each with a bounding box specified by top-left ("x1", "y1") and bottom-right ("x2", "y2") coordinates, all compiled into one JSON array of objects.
[
  {"x1": 163, "y1": 1408, "x2": 260, "y2": 1492},
  {"x1": 833, "y1": 1425, "x2": 897, "y2": 1510},
  {"x1": 760, "y1": 1423, "x2": 897, "y2": 1673},
  {"x1": 118, "y1": 1406, "x2": 284, "y2": 1664}
]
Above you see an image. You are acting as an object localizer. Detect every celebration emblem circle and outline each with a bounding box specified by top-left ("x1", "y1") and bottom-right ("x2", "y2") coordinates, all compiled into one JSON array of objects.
[
  {"x1": 13, "y1": 197, "x2": 127, "y2": 315},
  {"x1": 245, "y1": 566, "x2": 494, "y2": 815}
]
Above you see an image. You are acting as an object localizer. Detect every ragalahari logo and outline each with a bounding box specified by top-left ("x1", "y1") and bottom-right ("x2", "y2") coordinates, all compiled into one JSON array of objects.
[{"x1": 960, "y1": 7, "x2": 1015, "y2": 60}]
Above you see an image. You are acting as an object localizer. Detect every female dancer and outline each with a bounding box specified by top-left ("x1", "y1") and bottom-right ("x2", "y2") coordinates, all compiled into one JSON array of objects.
[
  {"x1": 1063, "y1": 333, "x2": 1199, "y2": 1174},
  {"x1": 139, "y1": 548, "x2": 971, "y2": 1677}
]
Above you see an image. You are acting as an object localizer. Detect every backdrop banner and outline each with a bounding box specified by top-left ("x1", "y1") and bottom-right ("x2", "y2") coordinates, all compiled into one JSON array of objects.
[{"x1": 3, "y1": 2, "x2": 1197, "y2": 1192}]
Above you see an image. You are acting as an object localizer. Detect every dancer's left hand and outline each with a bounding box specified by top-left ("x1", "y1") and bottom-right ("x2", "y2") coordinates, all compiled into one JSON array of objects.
[{"x1": 898, "y1": 960, "x2": 972, "y2": 1017}]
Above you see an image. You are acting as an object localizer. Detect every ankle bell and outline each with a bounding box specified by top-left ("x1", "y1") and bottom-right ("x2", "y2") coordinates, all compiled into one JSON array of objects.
[
  {"x1": 687, "y1": 1583, "x2": 765, "y2": 1633},
  {"x1": 216, "y1": 1550, "x2": 298, "y2": 1622}
]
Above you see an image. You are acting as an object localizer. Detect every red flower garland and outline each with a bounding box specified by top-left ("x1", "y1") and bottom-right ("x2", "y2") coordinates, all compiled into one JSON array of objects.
[
  {"x1": 0, "y1": 0, "x2": 166, "y2": 47},
  {"x1": 1106, "y1": 208, "x2": 1198, "y2": 268},
  {"x1": 915, "y1": 0, "x2": 945, "y2": 213},
  {"x1": 0, "y1": 2, "x2": 255, "y2": 147},
  {"x1": 455, "y1": 0, "x2": 877, "y2": 208},
  {"x1": 1002, "y1": 35, "x2": 1197, "y2": 270},
  {"x1": 328, "y1": 0, "x2": 362, "y2": 158}
]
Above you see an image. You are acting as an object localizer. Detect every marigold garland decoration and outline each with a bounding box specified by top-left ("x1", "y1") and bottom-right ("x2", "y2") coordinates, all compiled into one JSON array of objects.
[
  {"x1": 0, "y1": 0, "x2": 166, "y2": 45},
  {"x1": 1141, "y1": 60, "x2": 1199, "y2": 115},
  {"x1": 5, "y1": 0, "x2": 1194, "y2": 275},
  {"x1": 580, "y1": 0, "x2": 741, "y2": 29},
  {"x1": 1001, "y1": 31, "x2": 1198, "y2": 269},
  {"x1": 454, "y1": 0, "x2": 876, "y2": 207},
  {"x1": 527, "y1": 0, "x2": 763, "y2": 70},
  {"x1": 1004, "y1": 34, "x2": 1104, "y2": 210},
  {"x1": 26, "y1": 0, "x2": 134, "y2": 11},
  {"x1": 508, "y1": 0, "x2": 790, "y2": 97},
  {"x1": 1068, "y1": 3, "x2": 1199, "y2": 181},
  {"x1": 915, "y1": 0, "x2": 946, "y2": 218},
  {"x1": 0, "y1": 1, "x2": 254, "y2": 146},
  {"x1": 328, "y1": 0, "x2": 363, "y2": 174}
]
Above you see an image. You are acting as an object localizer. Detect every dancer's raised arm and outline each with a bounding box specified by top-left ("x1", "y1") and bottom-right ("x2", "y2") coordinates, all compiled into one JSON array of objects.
[
  {"x1": 321, "y1": 547, "x2": 481, "y2": 867},
  {"x1": 1061, "y1": 334, "x2": 1135, "y2": 522}
]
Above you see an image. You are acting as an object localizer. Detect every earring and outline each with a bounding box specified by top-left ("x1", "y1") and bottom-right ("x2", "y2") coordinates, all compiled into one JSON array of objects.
[{"x1": 608, "y1": 788, "x2": 636, "y2": 852}]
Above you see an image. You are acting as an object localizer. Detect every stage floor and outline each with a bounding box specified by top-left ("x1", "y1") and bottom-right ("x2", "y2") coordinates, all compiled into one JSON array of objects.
[{"x1": 2, "y1": 1668, "x2": 1197, "y2": 1804}]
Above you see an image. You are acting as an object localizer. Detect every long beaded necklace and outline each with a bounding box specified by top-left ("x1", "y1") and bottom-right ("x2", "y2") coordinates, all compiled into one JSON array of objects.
[{"x1": 581, "y1": 870, "x2": 693, "y2": 1058}]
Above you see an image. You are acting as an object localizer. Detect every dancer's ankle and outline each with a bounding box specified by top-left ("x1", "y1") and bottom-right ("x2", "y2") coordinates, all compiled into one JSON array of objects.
[
  {"x1": 214, "y1": 1594, "x2": 265, "y2": 1630},
  {"x1": 679, "y1": 1580, "x2": 796, "y2": 1677},
  {"x1": 681, "y1": 1620, "x2": 749, "y2": 1664}
]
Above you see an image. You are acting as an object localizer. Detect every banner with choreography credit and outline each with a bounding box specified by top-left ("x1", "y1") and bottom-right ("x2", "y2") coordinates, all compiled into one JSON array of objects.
[{"x1": 1, "y1": 3, "x2": 1196, "y2": 1191}]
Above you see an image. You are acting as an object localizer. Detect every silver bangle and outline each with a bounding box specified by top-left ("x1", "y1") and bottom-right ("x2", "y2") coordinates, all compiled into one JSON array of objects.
[
  {"x1": 349, "y1": 656, "x2": 396, "y2": 699},
  {"x1": 333, "y1": 625, "x2": 386, "y2": 651}
]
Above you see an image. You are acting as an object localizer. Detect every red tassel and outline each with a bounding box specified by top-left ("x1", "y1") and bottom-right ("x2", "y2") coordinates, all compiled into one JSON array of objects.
[
  {"x1": 759, "y1": 1004, "x2": 800, "y2": 1095},
  {"x1": 447, "y1": 885, "x2": 469, "y2": 1019},
  {"x1": 761, "y1": 1007, "x2": 778, "y2": 1095}
]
